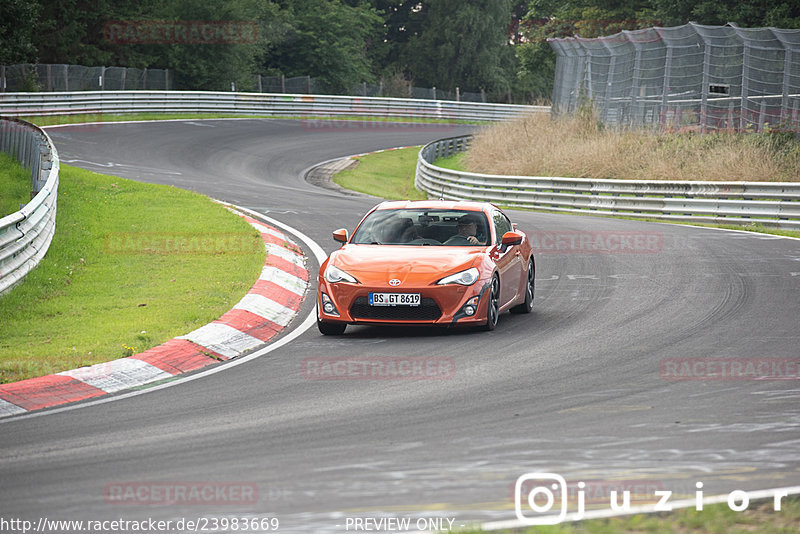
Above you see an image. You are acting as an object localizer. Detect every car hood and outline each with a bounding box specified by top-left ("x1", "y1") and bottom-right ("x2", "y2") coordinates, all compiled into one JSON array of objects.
[{"x1": 330, "y1": 245, "x2": 484, "y2": 285}]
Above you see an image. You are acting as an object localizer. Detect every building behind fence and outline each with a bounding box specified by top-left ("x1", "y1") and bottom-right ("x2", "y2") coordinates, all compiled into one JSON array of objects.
[{"x1": 548, "y1": 22, "x2": 800, "y2": 132}]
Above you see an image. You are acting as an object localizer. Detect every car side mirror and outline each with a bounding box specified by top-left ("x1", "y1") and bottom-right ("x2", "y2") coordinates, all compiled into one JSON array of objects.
[
  {"x1": 332, "y1": 228, "x2": 348, "y2": 244},
  {"x1": 500, "y1": 231, "x2": 523, "y2": 252}
]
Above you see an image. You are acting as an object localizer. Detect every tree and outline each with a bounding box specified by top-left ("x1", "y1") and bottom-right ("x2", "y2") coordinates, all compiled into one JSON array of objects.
[
  {"x1": 367, "y1": 0, "x2": 428, "y2": 74},
  {"x1": 26, "y1": 0, "x2": 280, "y2": 91},
  {"x1": 149, "y1": 0, "x2": 273, "y2": 91},
  {"x1": 0, "y1": 0, "x2": 40, "y2": 65},
  {"x1": 32, "y1": 0, "x2": 119, "y2": 65},
  {"x1": 651, "y1": 0, "x2": 800, "y2": 28},
  {"x1": 516, "y1": 0, "x2": 659, "y2": 102},
  {"x1": 515, "y1": 40, "x2": 555, "y2": 100},
  {"x1": 404, "y1": 0, "x2": 515, "y2": 93},
  {"x1": 262, "y1": 0, "x2": 383, "y2": 93}
]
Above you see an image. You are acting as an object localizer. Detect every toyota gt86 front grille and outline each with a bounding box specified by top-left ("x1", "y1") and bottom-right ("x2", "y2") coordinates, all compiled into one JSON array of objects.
[{"x1": 350, "y1": 297, "x2": 442, "y2": 321}]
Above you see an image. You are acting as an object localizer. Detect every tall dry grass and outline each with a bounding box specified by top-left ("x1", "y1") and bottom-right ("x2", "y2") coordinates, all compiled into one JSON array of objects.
[{"x1": 465, "y1": 112, "x2": 800, "y2": 181}]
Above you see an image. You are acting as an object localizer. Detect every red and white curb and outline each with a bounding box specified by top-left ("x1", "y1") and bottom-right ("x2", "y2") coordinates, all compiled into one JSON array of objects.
[{"x1": 0, "y1": 209, "x2": 309, "y2": 418}]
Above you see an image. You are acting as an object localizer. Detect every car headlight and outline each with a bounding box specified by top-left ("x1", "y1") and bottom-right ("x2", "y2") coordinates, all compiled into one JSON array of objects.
[
  {"x1": 325, "y1": 264, "x2": 359, "y2": 284},
  {"x1": 437, "y1": 267, "x2": 479, "y2": 286}
]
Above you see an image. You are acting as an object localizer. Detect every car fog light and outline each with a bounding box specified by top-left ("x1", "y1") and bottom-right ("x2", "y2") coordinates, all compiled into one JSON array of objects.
[
  {"x1": 462, "y1": 296, "x2": 480, "y2": 317},
  {"x1": 321, "y1": 292, "x2": 339, "y2": 316}
]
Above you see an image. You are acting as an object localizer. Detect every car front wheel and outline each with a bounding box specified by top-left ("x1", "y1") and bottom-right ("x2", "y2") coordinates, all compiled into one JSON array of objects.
[
  {"x1": 482, "y1": 275, "x2": 500, "y2": 331},
  {"x1": 511, "y1": 258, "x2": 534, "y2": 314},
  {"x1": 318, "y1": 319, "x2": 346, "y2": 335}
]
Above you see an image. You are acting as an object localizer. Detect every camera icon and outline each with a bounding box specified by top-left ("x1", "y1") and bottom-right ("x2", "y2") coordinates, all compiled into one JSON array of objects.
[{"x1": 514, "y1": 472, "x2": 568, "y2": 525}]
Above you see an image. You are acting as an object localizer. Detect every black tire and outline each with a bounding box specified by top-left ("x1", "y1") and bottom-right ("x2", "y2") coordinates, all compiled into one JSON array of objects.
[
  {"x1": 318, "y1": 319, "x2": 346, "y2": 336},
  {"x1": 511, "y1": 258, "x2": 534, "y2": 314},
  {"x1": 482, "y1": 275, "x2": 500, "y2": 331}
]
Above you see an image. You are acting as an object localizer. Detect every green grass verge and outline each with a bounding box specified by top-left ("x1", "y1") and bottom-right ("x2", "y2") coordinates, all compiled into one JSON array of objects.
[
  {"x1": 334, "y1": 147, "x2": 427, "y2": 200},
  {"x1": 455, "y1": 496, "x2": 800, "y2": 533},
  {"x1": 339, "y1": 147, "x2": 800, "y2": 239},
  {"x1": 0, "y1": 164, "x2": 264, "y2": 384},
  {"x1": 669, "y1": 221, "x2": 800, "y2": 239},
  {"x1": 23, "y1": 112, "x2": 481, "y2": 128},
  {"x1": 0, "y1": 152, "x2": 31, "y2": 218},
  {"x1": 434, "y1": 152, "x2": 466, "y2": 171},
  {"x1": 486, "y1": 205, "x2": 800, "y2": 239}
]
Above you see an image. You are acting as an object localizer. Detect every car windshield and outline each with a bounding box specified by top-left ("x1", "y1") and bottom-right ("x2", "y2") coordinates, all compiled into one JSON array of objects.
[{"x1": 350, "y1": 209, "x2": 491, "y2": 246}]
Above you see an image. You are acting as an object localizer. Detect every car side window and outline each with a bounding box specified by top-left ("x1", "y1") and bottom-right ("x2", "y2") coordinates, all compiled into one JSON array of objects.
[{"x1": 492, "y1": 210, "x2": 511, "y2": 243}]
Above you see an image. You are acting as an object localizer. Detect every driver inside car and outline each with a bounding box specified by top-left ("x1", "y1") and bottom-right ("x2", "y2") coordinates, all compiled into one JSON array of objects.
[{"x1": 444, "y1": 213, "x2": 486, "y2": 245}]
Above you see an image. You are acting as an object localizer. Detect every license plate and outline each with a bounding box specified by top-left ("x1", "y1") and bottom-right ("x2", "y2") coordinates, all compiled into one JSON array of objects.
[{"x1": 369, "y1": 292, "x2": 421, "y2": 306}]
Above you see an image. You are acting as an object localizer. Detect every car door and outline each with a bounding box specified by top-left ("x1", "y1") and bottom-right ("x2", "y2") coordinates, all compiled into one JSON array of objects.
[{"x1": 490, "y1": 209, "x2": 523, "y2": 307}]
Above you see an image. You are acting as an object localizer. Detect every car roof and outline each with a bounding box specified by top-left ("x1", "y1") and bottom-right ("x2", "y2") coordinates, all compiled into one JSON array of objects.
[{"x1": 373, "y1": 200, "x2": 497, "y2": 212}]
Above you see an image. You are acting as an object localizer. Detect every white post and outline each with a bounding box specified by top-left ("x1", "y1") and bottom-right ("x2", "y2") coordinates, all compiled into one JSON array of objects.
[
  {"x1": 740, "y1": 42, "x2": 750, "y2": 131},
  {"x1": 781, "y1": 49, "x2": 791, "y2": 124},
  {"x1": 700, "y1": 45, "x2": 710, "y2": 133}
]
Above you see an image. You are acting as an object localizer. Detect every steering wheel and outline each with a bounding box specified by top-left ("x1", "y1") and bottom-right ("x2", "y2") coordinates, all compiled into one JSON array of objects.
[{"x1": 443, "y1": 234, "x2": 471, "y2": 245}]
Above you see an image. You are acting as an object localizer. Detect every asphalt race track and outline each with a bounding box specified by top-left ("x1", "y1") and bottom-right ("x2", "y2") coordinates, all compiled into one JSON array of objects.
[{"x1": 2, "y1": 118, "x2": 800, "y2": 532}]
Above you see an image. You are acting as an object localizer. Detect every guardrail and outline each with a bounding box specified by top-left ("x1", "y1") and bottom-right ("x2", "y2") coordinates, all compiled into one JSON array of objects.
[
  {"x1": 0, "y1": 118, "x2": 59, "y2": 295},
  {"x1": 0, "y1": 91, "x2": 544, "y2": 123},
  {"x1": 416, "y1": 135, "x2": 800, "y2": 230},
  {"x1": 0, "y1": 92, "x2": 541, "y2": 295}
]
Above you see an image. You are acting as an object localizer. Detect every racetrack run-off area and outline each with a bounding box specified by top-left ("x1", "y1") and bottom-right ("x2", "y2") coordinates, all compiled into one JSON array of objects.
[
  {"x1": 1, "y1": 118, "x2": 798, "y2": 533},
  {"x1": 0, "y1": 209, "x2": 308, "y2": 416}
]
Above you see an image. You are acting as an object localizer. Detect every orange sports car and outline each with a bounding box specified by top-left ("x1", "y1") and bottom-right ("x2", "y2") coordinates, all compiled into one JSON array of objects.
[{"x1": 317, "y1": 200, "x2": 534, "y2": 335}]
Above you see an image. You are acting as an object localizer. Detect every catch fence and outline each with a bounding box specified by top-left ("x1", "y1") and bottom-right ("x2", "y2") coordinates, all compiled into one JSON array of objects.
[
  {"x1": 2, "y1": 66, "x2": 503, "y2": 103},
  {"x1": 548, "y1": 23, "x2": 800, "y2": 132},
  {"x1": 1, "y1": 64, "x2": 171, "y2": 92}
]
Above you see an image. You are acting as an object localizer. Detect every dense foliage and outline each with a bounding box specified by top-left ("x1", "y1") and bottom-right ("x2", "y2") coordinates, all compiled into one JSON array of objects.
[{"x1": 2, "y1": 0, "x2": 798, "y2": 100}]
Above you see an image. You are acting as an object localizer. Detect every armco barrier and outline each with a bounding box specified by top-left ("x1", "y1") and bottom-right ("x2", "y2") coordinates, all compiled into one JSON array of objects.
[
  {"x1": 0, "y1": 92, "x2": 543, "y2": 295},
  {"x1": 0, "y1": 118, "x2": 59, "y2": 294},
  {"x1": 415, "y1": 135, "x2": 800, "y2": 230},
  {"x1": 0, "y1": 91, "x2": 544, "y2": 123}
]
